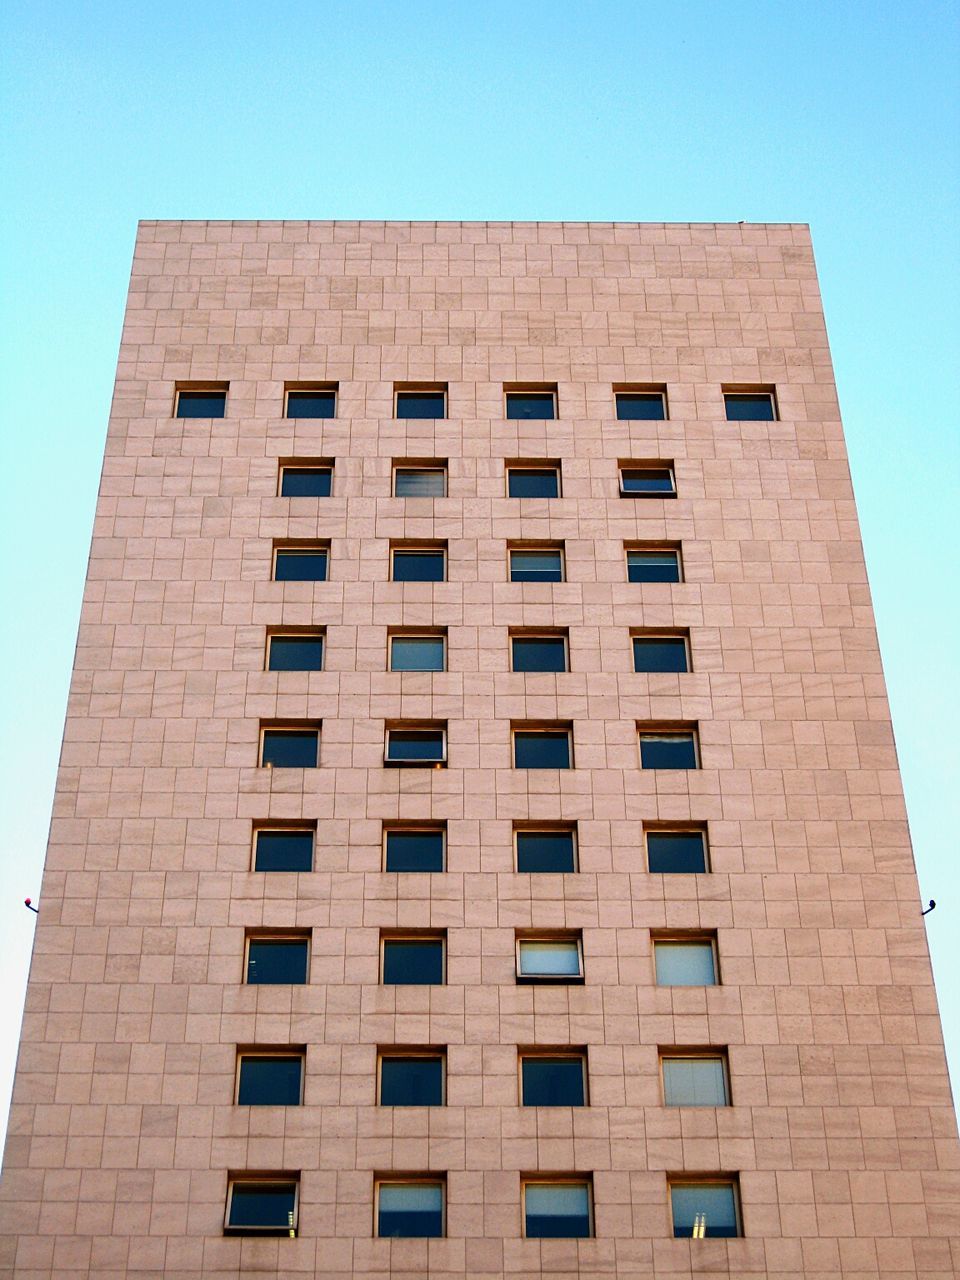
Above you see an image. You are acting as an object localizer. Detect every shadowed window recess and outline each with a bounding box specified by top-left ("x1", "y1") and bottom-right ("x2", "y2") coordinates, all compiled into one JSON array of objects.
[
  {"x1": 245, "y1": 937, "x2": 309, "y2": 984},
  {"x1": 273, "y1": 547, "x2": 328, "y2": 581},
  {"x1": 521, "y1": 1054, "x2": 587, "y2": 1106},
  {"x1": 638, "y1": 728, "x2": 699, "y2": 769},
  {"x1": 285, "y1": 387, "x2": 336, "y2": 418},
  {"x1": 509, "y1": 548, "x2": 564, "y2": 582},
  {"x1": 176, "y1": 387, "x2": 226, "y2": 418},
  {"x1": 225, "y1": 1178, "x2": 298, "y2": 1235},
  {"x1": 619, "y1": 464, "x2": 676, "y2": 496},
  {"x1": 646, "y1": 829, "x2": 708, "y2": 873},
  {"x1": 236, "y1": 1054, "x2": 303, "y2": 1105},
  {"x1": 376, "y1": 1181, "x2": 444, "y2": 1237},
  {"x1": 267, "y1": 633, "x2": 324, "y2": 671},
  {"x1": 513, "y1": 728, "x2": 571, "y2": 769},
  {"x1": 384, "y1": 828, "x2": 445, "y2": 872},
  {"x1": 384, "y1": 726, "x2": 446, "y2": 765},
  {"x1": 511, "y1": 635, "x2": 568, "y2": 672},
  {"x1": 253, "y1": 828, "x2": 314, "y2": 872},
  {"x1": 632, "y1": 634, "x2": 688, "y2": 672},
  {"x1": 260, "y1": 727, "x2": 319, "y2": 768},
  {"x1": 516, "y1": 828, "x2": 577, "y2": 873},
  {"x1": 393, "y1": 464, "x2": 447, "y2": 496},
  {"x1": 390, "y1": 635, "x2": 445, "y2": 671},
  {"x1": 279, "y1": 465, "x2": 332, "y2": 496},
  {"x1": 395, "y1": 389, "x2": 447, "y2": 419},
  {"x1": 627, "y1": 547, "x2": 682, "y2": 583},
  {"x1": 615, "y1": 389, "x2": 667, "y2": 420},
  {"x1": 662, "y1": 1053, "x2": 730, "y2": 1106},
  {"x1": 654, "y1": 937, "x2": 718, "y2": 986},
  {"x1": 381, "y1": 936, "x2": 445, "y2": 984},
  {"x1": 517, "y1": 936, "x2": 583, "y2": 982},
  {"x1": 505, "y1": 389, "x2": 557, "y2": 419},
  {"x1": 378, "y1": 1053, "x2": 445, "y2": 1105},
  {"x1": 723, "y1": 389, "x2": 777, "y2": 421},
  {"x1": 670, "y1": 1180, "x2": 740, "y2": 1237},
  {"x1": 507, "y1": 463, "x2": 561, "y2": 497},
  {"x1": 391, "y1": 546, "x2": 446, "y2": 582},
  {"x1": 523, "y1": 1181, "x2": 592, "y2": 1238}
]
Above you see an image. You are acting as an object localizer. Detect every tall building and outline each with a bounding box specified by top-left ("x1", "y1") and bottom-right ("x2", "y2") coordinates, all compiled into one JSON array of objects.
[{"x1": 1, "y1": 220, "x2": 957, "y2": 1280}]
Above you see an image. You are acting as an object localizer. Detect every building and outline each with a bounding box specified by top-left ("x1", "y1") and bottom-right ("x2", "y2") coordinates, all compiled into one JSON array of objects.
[{"x1": 1, "y1": 219, "x2": 957, "y2": 1279}]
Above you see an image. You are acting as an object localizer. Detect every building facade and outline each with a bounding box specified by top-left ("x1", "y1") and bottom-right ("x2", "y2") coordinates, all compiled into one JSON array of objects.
[{"x1": 1, "y1": 219, "x2": 957, "y2": 1279}]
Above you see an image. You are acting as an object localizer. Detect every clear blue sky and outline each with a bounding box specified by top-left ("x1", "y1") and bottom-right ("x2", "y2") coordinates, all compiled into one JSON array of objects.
[{"x1": 1, "y1": 0, "x2": 958, "y2": 1135}]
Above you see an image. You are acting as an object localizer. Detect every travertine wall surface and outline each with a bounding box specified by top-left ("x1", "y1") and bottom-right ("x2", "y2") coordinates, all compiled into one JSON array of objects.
[{"x1": 1, "y1": 220, "x2": 957, "y2": 1279}]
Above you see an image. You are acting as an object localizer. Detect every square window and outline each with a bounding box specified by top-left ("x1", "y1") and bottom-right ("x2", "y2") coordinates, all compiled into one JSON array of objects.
[
  {"x1": 523, "y1": 1181, "x2": 592, "y2": 1239},
  {"x1": 654, "y1": 938, "x2": 718, "y2": 986},
  {"x1": 381, "y1": 936, "x2": 445, "y2": 985},
  {"x1": 626, "y1": 547, "x2": 682, "y2": 583},
  {"x1": 236, "y1": 1054, "x2": 304, "y2": 1106},
  {"x1": 521, "y1": 1054, "x2": 586, "y2": 1106},
  {"x1": 378, "y1": 1053, "x2": 445, "y2": 1105},
  {"x1": 615, "y1": 390, "x2": 667, "y2": 420},
  {"x1": 632, "y1": 635, "x2": 689, "y2": 673},
  {"x1": 507, "y1": 465, "x2": 560, "y2": 498},
  {"x1": 513, "y1": 729, "x2": 571, "y2": 769},
  {"x1": 260, "y1": 728, "x2": 319, "y2": 768},
  {"x1": 620, "y1": 464, "x2": 676, "y2": 497},
  {"x1": 384, "y1": 827, "x2": 445, "y2": 873},
  {"x1": 509, "y1": 548, "x2": 564, "y2": 583},
  {"x1": 253, "y1": 828, "x2": 314, "y2": 873},
  {"x1": 638, "y1": 729, "x2": 699, "y2": 770},
  {"x1": 662, "y1": 1053, "x2": 729, "y2": 1106},
  {"x1": 176, "y1": 387, "x2": 226, "y2": 418},
  {"x1": 647, "y1": 829, "x2": 708, "y2": 874},
  {"x1": 511, "y1": 635, "x2": 568, "y2": 673},
  {"x1": 395, "y1": 389, "x2": 447, "y2": 419},
  {"x1": 670, "y1": 1180, "x2": 740, "y2": 1238},
  {"x1": 225, "y1": 1178, "x2": 298, "y2": 1235},
  {"x1": 393, "y1": 466, "x2": 447, "y2": 497},
  {"x1": 390, "y1": 635, "x2": 445, "y2": 672},
  {"x1": 285, "y1": 387, "x2": 336, "y2": 419},
  {"x1": 267, "y1": 633, "x2": 324, "y2": 672},
  {"x1": 391, "y1": 547, "x2": 446, "y2": 582},
  {"x1": 517, "y1": 936, "x2": 583, "y2": 982},
  {"x1": 515, "y1": 828, "x2": 577, "y2": 873},
  {"x1": 376, "y1": 1180, "x2": 444, "y2": 1238},
  {"x1": 505, "y1": 390, "x2": 557, "y2": 420},
  {"x1": 385, "y1": 727, "x2": 446, "y2": 766},
  {"x1": 273, "y1": 547, "x2": 328, "y2": 582},
  {"x1": 245, "y1": 937, "x2": 309, "y2": 985},
  {"x1": 724, "y1": 390, "x2": 777, "y2": 421},
  {"x1": 279, "y1": 465, "x2": 332, "y2": 497}
]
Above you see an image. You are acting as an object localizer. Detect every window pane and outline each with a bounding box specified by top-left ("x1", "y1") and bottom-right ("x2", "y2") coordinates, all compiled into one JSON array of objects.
[
  {"x1": 616, "y1": 392, "x2": 666, "y2": 421},
  {"x1": 228, "y1": 1182, "x2": 296, "y2": 1229},
  {"x1": 254, "y1": 829, "x2": 314, "y2": 872},
  {"x1": 237, "y1": 1056, "x2": 303, "y2": 1105},
  {"x1": 633, "y1": 637, "x2": 688, "y2": 673},
  {"x1": 391, "y1": 637, "x2": 445, "y2": 671},
  {"x1": 508, "y1": 469, "x2": 559, "y2": 498},
  {"x1": 392, "y1": 551, "x2": 445, "y2": 582},
  {"x1": 518, "y1": 940, "x2": 580, "y2": 977},
  {"x1": 261, "y1": 731, "x2": 318, "y2": 768},
  {"x1": 512, "y1": 637, "x2": 567, "y2": 672},
  {"x1": 177, "y1": 391, "x2": 225, "y2": 418},
  {"x1": 386, "y1": 731, "x2": 444, "y2": 762},
  {"x1": 639, "y1": 733, "x2": 697, "y2": 769},
  {"x1": 394, "y1": 468, "x2": 446, "y2": 497},
  {"x1": 382, "y1": 939, "x2": 444, "y2": 984},
  {"x1": 724, "y1": 392, "x2": 775, "y2": 421},
  {"x1": 525, "y1": 1183, "x2": 590, "y2": 1238},
  {"x1": 627, "y1": 551, "x2": 680, "y2": 583},
  {"x1": 662, "y1": 1057, "x2": 728, "y2": 1106},
  {"x1": 521, "y1": 1057, "x2": 585, "y2": 1106},
  {"x1": 274, "y1": 550, "x2": 328, "y2": 582},
  {"x1": 280, "y1": 467, "x2": 332, "y2": 497},
  {"x1": 516, "y1": 830, "x2": 575, "y2": 873},
  {"x1": 671, "y1": 1183, "x2": 738, "y2": 1237},
  {"x1": 286, "y1": 390, "x2": 336, "y2": 418},
  {"x1": 654, "y1": 941, "x2": 717, "y2": 986},
  {"x1": 246, "y1": 940, "x2": 308, "y2": 984},
  {"x1": 510, "y1": 550, "x2": 563, "y2": 582},
  {"x1": 385, "y1": 830, "x2": 444, "y2": 872},
  {"x1": 379, "y1": 1056, "x2": 444, "y2": 1105},
  {"x1": 506, "y1": 392, "x2": 556, "y2": 420},
  {"x1": 396, "y1": 392, "x2": 446, "y2": 419},
  {"x1": 647, "y1": 831, "x2": 707, "y2": 874},
  {"x1": 514, "y1": 731, "x2": 570, "y2": 769},
  {"x1": 378, "y1": 1183, "x2": 443, "y2": 1237},
  {"x1": 620, "y1": 468, "x2": 676, "y2": 495},
  {"x1": 268, "y1": 636, "x2": 324, "y2": 671}
]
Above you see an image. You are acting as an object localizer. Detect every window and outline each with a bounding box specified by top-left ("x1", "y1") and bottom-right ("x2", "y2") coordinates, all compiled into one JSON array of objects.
[
  {"x1": 506, "y1": 463, "x2": 561, "y2": 498},
  {"x1": 376, "y1": 1180, "x2": 444, "y2": 1237},
  {"x1": 646, "y1": 828, "x2": 708, "y2": 874},
  {"x1": 253, "y1": 827, "x2": 314, "y2": 873},
  {"x1": 285, "y1": 385, "x2": 337, "y2": 418},
  {"x1": 515, "y1": 827, "x2": 577, "y2": 873},
  {"x1": 273, "y1": 545, "x2": 328, "y2": 582},
  {"x1": 393, "y1": 464, "x2": 447, "y2": 497},
  {"x1": 723, "y1": 388, "x2": 777, "y2": 421},
  {"x1": 267, "y1": 632, "x2": 324, "y2": 672},
  {"x1": 513, "y1": 727, "x2": 572, "y2": 769},
  {"x1": 615, "y1": 387, "x2": 667, "y2": 420},
  {"x1": 511, "y1": 634, "x2": 568, "y2": 673},
  {"x1": 225, "y1": 1177, "x2": 298, "y2": 1235},
  {"x1": 670, "y1": 1179, "x2": 740, "y2": 1238},
  {"x1": 653, "y1": 936, "x2": 719, "y2": 986},
  {"x1": 517, "y1": 935, "x2": 583, "y2": 983},
  {"x1": 626, "y1": 546, "x2": 682, "y2": 583},
  {"x1": 523, "y1": 1181, "x2": 592, "y2": 1238},
  {"x1": 632, "y1": 633, "x2": 689, "y2": 673},
  {"x1": 391, "y1": 545, "x2": 446, "y2": 582},
  {"x1": 619, "y1": 463, "x2": 676, "y2": 497},
  {"x1": 509, "y1": 547, "x2": 564, "y2": 583},
  {"x1": 260, "y1": 726, "x2": 319, "y2": 768},
  {"x1": 661, "y1": 1052, "x2": 730, "y2": 1106},
  {"x1": 638, "y1": 726, "x2": 699, "y2": 770},
  {"x1": 384, "y1": 725, "x2": 446, "y2": 766},
  {"x1": 384, "y1": 826, "x2": 445, "y2": 872},
  {"x1": 279, "y1": 463, "x2": 333, "y2": 497},
  {"x1": 245, "y1": 935, "x2": 310, "y2": 984},
  {"x1": 381, "y1": 935, "x2": 445, "y2": 985},
  {"x1": 175, "y1": 386, "x2": 227, "y2": 418},
  {"x1": 395, "y1": 387, "x2": 447, "y2": 419},
  {"x1": 236, "y1": 1053, "x2": 304, "y2": 1105},
  {"x1": 520, "y1": 1053, "x2": 587, "y2": 1106},
  {"x1": 378, "y1": 1052, "x2": 445, "y2": 1105},
  {"x1": 505, "y1": 387, "x2": 557, "y2": 419},
  {"x1": 390, "y1": 634, "x2": 446, "y2": 672}
]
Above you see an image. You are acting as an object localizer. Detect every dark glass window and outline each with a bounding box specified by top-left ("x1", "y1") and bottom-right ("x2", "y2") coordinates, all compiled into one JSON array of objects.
[
  {"x1": 654, "y1": 940, "x2": 718, "y2": 986},
  {"x1": 237, "y1": 1055, "x2": 303, "y2": 1105},
  {"x1": 286, "y1": 390, "x2": 336, "y2": 418},
  {"x1": 724, "y1": 392, "x2": 776, "y2": 421},
  {"x1": 639, "y1": 732, "x2": 698, "y2": 770},
  {"x1": 396, "y1": 391, "x2": 446, "y2": 419},
  {"x1": 260, "y1": 730, "x2": 318, "y2": 768},
  {"x1": 176, "y1": 390, "x2": 226, "y2": 418},
  {"x1": 524, "y1": 1182, "x2": 591, "y2": 1238},
  {"x1": 507, "y1": 468, "x2": 560, "y2": 498},
  {"x1": 510, "y1": 550, "x2": 563, "y2": 583},
  {"x1": 382, "y1": 938, "x2": 445, "y2": 985},
  {"x1": 394, "y1": 467, "x2": 446, "y2": 496},
  {"x1": 627, "y1": 549, "x2": 681, "y2": 583},
  {"x1": 633, "y1": 636, "x2": 688, "y2": 672},
  {"x1": 268, "y1": 635, "x2": 324, "y2": 671},
  {"x1": 280, "y1": 467, "x2": 332, "y2": 497},
  {"x1": 662, "y1": 1055, "x2": 729, "y2": 1106},
  {"x1": 390, "y1": 636, "x2": 445, "y2": 671},
  {"x1": 379, "y1": 1055, "x2": 444, "y2": 1105},
  {"x1": 274, "y1": 549, "x2": 328, "y2": 582},
  {"x1": 254, "y1": 829, "x2": 314, "y2": 873},
  {"x1": 377, "y1": 1182, "x2": 443, "y2": 1237},
  {"x1": 385, "y1": 730, "x2": 445, "y2": 764},
  {"x1": 671, "y1": 1182, "x2": 739, "y2": 1237},
  {"x1": 516, "y1": 829, "x2": 576, "y2": 873},
  {"x1": 227, "y1": 1181, "x2": 297, "y2": 1232},
  {"x1": 246, "y1": 938, "x2": 309, "y2": 984},
  {"x1": 512, "y1": 636, "x2": 567, "y2": 673},
  {"x1": 616, "y1": 392, "x2": 666, "y2": 420},
  {"x1": 647, "y1": 830, "x2": 708, "y2": 873},
  {"x1": 514, "y1": 731, "x2": 570, "y2": 769},
  {"x1": 620, "y1": 467, "x2": 676, "y2": 496},
  {"x1": 521, "y1": 1056, "x2": 586, "y2": 1106},
  {"x1": 385, "y1": 829, "x2": 445, "y2": 872},
  {"x1": 506, "y1": 392, "x2": 556, "y2": 420},
  {"x1": 391, "y1": 549, "x2": 445, "y2": 582}
]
